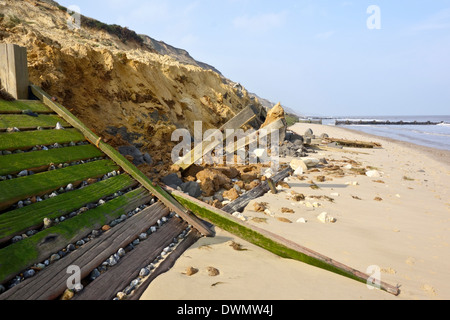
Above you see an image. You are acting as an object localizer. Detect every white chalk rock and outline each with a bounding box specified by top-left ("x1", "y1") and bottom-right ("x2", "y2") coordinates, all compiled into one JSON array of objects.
[
  {"x1": 300, "y1": 157, "x2": 320, "y2": 168},
  {"x1": 297, "y1": 218, "x2": 307, "y2": 224},
  {"x1": 290, "y1": 159, "x2": 308, "y2": 172},
  {"x1": 317, "y1": 212, "x2": 336, "y2": 224},
  {"x1": 293, "y1": 167, "x2": 304, "y2": 176},
  {"x1": 366, "y1": 170, "x2": 381, "y2": 178},
  {"x1": 330, "y1": 193, "x2": 340, "y2": 197},
  {"x1": 254, "y1": 148, "x2": 268, "y2": 159},
  {"x1": 55, "y1": 122, "x2": 64, "y2": 130}
]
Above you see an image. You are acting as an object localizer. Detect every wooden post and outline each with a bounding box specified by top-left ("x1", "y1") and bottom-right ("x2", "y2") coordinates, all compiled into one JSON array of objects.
[{"x1": 0, "y1": 44, "x2": 29, "y2": 100}]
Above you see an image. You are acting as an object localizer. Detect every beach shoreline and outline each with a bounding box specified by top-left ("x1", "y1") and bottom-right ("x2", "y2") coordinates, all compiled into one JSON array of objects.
[
  {"x1": 332, "y1": 125, "x2": 450, "y2": 167},
  {"x1": 140, "y1": 122, "x2": 450, "y2": 301}
]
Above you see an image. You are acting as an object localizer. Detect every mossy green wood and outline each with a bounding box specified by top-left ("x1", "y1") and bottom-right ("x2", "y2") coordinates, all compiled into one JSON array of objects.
[
  {"x1": 0, "y1": 114, "x2": 70, "y2": 130},
  {"x1": 0, "y1": 187, "x2": 151, "y2": 285},
  {"x1": 0, "y1": 129, "x2": 86, "y2": 151},
  {"x1": 0, "y1": 100, "x2": 52, "y2": 114},
  {"x1": 171, "y1": 192, "x2": 400, "y2": 296},
  {"x1": 30, "y1": 85, "x2": 214, "y2": 237},
  {"x1": 0, "y1": 159, "x2": 119, "y2": 211},
  {"x1": 0, "y1": 174, "x2": 137, "y2": 243},
  {"x1": 0, "y1": 145, "x2": 104, "y2": 176}
]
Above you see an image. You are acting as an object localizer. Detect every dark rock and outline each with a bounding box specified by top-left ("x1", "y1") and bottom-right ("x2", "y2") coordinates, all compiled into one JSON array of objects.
[
  {"x1": 161, "y1": 173, "x2": 183, "y2": 188},
  {"x1": 143, "y1": 153, "x2": 152, "y2": 165},
  {"x1": 180, "y1": 181, "x2": 202, "y2": 198}
]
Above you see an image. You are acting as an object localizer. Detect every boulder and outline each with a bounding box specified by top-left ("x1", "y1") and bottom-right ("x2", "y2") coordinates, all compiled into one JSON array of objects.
[
  {"x1": 223, "y1": 188, "x2": 240, "y2": 201},
  {"x1": 180, "y1": 181, "x2": 202, "y2": 198},
  {"x1": 196, "y1": 169, "x2": 231, "y2": 197},
  {"x1": 161, "y1": 173, "x2": 183, "y2": 188}
]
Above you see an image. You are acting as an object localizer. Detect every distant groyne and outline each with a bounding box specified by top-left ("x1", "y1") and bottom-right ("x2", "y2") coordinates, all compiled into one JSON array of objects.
[{"x1": 335, "y1": 120, "x2": 444, "y2": 126}]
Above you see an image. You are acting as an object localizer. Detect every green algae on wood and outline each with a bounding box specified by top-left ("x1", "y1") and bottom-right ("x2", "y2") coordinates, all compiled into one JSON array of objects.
[
  {"x1": 171, "y1": 190, "x2": 400, "y2": 296},
  {"x1": 0, "y1": 114, "x2": 70, "y2": 130},
  {"x1": 0, "y1": 100, "x2": 52, "y2": 114},
  {"x1": 0, "y1": 144, "x2": 104, "y2": 176},
  {"x1": 0, "y1": 174, "x2": 137, "y2": 243},
  {"x1": 0, "y1": 128, "x2": 86, "y2": 151},
  {"x1": 0, "y1": 159, "x2": 119, "y2": 211},
  {"x1": 0, "y1": 187, "x2": 151, "y2": 286},
  {"x1": 30, "y1": 85, "x2": 214, "y2": 237}
]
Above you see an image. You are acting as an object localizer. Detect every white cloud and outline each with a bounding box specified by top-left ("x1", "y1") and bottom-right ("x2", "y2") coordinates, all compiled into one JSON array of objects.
[{"x1": 233, "y1": 11, "x2": 288, "y2": 33}]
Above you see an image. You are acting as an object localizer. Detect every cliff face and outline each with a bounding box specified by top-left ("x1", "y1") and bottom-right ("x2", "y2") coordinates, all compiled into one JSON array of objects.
[{"x1": 0, "y1": 0, "x2": 260, "y2": 177}]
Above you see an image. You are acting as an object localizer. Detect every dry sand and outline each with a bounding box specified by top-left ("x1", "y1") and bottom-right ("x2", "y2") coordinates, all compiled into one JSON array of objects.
[{"x1": 140, "y1": 123, "x2": 450, "y2": 300}]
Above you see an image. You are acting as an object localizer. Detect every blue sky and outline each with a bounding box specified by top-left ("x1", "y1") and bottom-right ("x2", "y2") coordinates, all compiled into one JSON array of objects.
[{"x1": 58, "y1": 0, "x2": 450, "y2": 116}]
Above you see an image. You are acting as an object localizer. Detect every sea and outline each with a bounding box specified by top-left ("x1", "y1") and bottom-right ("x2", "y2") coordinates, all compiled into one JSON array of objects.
[{"x1": 320, "y1": 115, "x2": 450, "y2": 151}]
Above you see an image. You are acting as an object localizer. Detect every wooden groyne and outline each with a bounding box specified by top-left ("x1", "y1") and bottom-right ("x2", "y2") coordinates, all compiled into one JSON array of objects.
[{"x1": 335, "y1": 120, "x2": 443, "y2": 126}]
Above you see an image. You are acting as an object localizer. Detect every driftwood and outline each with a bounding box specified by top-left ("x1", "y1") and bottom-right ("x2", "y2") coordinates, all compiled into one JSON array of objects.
[
  {"x1": 323, "y1": 138, "x2": 382, "y2": 149},
  {"x1": 221, "y1": 167, "x2": 293, "y2": 214}
]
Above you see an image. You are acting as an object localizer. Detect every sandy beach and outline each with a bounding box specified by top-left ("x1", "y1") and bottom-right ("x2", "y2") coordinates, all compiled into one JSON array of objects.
[{"x1": 140, "y1": 123, "x2": 450, "y2": 301}]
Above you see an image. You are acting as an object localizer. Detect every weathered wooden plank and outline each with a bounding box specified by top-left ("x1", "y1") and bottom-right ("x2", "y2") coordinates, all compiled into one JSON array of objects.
[
  {"x1": 175, "y1": 104, "x2": 265, "y2": 170},
  {"x1": 0, "y1": 174, "x2": 138, "y2": 245},
  {"x1": 169, "y1": 189, "x2": 400, "y2": 296},
  {"x1": 0, "y1": 159, "x2": 119, "y2": 211},
  {"x1": 221, "y1": 167, "x2": 293, "y2": 214},
  {"x1": 0, "y1": 100, "x2": 52, "y2": 114},
  {"x1": 129, "y1": 229, "x2": 202, "y2": 300},
  {"x1": 0, "y1": 129, "x2": 86, "y2": 151},
  {"x1": 0, "y1": 187, "x2": 152, "y2": 288},
  {"x1": 73, "y1": 217, "x2": 187, "y2": 300},
  {"x1": 324, "y1": 138, "x2": 382, "y2": 149},
  {"x1": 0, "y1": 114, "x2": 70, "y2": 131},
  {"x1": 0, "y1": 144, "x2": 104, "y2": 176},
  {"x1": 0, "y1": 202, "x2": 168, "y2": 300},
  {"x1": 0, "y1": 44, "x2": 29, "y2": 100},
  {"x1": 30, "y1": 85, "x2": 214, "y2": 237}
]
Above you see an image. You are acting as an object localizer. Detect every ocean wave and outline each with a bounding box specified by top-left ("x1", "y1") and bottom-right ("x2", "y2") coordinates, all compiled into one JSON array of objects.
[{"x1": 437, "y1": 123, "x2": 450, "y2": 126}]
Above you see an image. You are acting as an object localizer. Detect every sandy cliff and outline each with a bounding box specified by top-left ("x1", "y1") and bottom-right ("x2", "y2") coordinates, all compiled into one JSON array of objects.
[{"x1": 0, "y1": 0, "x2": 260, "y2": 178}]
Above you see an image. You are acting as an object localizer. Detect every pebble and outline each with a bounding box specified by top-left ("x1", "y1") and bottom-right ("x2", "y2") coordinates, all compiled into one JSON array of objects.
[
  {"x1": 11, "y1": 235, "x2": 23, "y2": 243},
  {"x1": 296, "y1": 218, "x2": 307, "y2": 224},
  {"x1": 139, "y1": 233, "x2": 148, "y2": 241},
  {"x1": 317, "y1": 212, "x2": 337, "y2": 224},
  {"x1": 107, "y1": 255, "x2": 118, "y2": 266},
  {"x1": 117, "y1": 292, "x2": 126, "y2": 300},
  {"x1": 65, "y1": 184, "x2": 74, "y2": 192},
  {"x1": 35, "y1": 263, "x2": 46, "y2": 271},
  {"x1": 23, "y1": 269, "x2": 36, "y2": 279},
  {"x1": 90, "y1": 268, "x2": 101, "y2": 280},
  {"x1": 61, "y1": 289, "x2": 74, "y2": 300},
  {"x1": 117, "y1": 248, "x2": 126, "y2": 258},
  {"x1": 43, "y1": 218, "x2": 52, "y2": 229},
  {"x1": 139, "y1": 268, "x2": 150, "y2": 277},
  {"x1": 17, "y1": 170, "x2": 28, "y2": 177},
  {"x1": 50, "y1": 253, "x2": 61, "y2": 263},
  {"x1": 76, "y1": 240, "x2": 85, "y2": 246},
  {"x1": 74, "y1": 283, "x2": 84, "y2": 293},
  {"x1": 366, "y1": 170, "x2": 381, "y2": 178}
]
